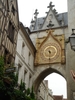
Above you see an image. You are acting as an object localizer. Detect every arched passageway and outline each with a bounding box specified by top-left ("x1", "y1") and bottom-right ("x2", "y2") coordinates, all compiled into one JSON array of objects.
[
  {"x1": 33, "y1": 65, "x2": 66, "y2": 93},
  {"x1": 45, "y1": 73, "x2": 67, "y2": 98}
]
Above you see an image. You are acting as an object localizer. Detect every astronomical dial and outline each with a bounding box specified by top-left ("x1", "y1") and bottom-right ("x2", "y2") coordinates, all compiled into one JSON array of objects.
[{"x1": 40, "y1": 43, "x2": 61, "y2": 62}]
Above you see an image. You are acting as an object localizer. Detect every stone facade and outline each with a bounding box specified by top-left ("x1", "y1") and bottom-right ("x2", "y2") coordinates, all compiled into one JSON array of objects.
[
  {"x1": 37, "y1": 80, "x2": 54, "y2": 100},
  {"x1": 29, "y1": 0, "x2": 75, "y2": 100},
  {"x1": 29, "y1": 2, "x2": 67, "y2": 97},
  {"x1": 66, "y1": 0, "x2": 75, "y2": 100},
  {"x1": 15, "y1": 22, "x2": 36, "y2": 89}
]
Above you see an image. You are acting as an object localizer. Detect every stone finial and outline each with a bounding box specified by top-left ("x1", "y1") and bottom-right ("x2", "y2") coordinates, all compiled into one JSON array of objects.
[
  {"x1": 34, "y1": 9, "x2": 39, "y2": 21},
  {"x1": 53, "y1": 8, "x2": 58, "y2": 14},
  {"x1": 31, "y1": 18, "x2": 35, "y2": 30},
  {"x1": 47, "y1": 2, "x2": 55, "y2": 9},
  {"x1": 34, "y1": 9, "x2": 39, "y2": 17},
  {"x1": 31, "y1": 19, "x2": 35, "y2": 25},
  {"x1": 31, "y1": 18, "x2": 35, "y2": 23},
  {"x1": 45, "y1": 12, "x2": 48, "y2": 14}
]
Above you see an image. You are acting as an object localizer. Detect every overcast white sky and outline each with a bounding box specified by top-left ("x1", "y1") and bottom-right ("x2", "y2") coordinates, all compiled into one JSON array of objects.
[
  {"x1": 18, "y1": 0, "x2": 67, "y2": 98},
  {"x1": 18, "y1": 0, "x2": 67, "y2": 27},
  {"x1": 45, "y1": 73, "x2": 67, "y2": 98}
]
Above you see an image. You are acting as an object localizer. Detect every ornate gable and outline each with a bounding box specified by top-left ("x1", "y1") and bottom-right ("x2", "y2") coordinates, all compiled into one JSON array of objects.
[
  {"x1": 34, "y1": 30, "x2": 65, "y2": 66},
  {"x1": 42, "y1": 2, "x2": 60, "y2": 29}
]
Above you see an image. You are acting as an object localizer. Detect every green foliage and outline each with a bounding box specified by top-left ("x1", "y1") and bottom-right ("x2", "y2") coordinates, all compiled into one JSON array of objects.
[
  {"x1": 26, "y1": 88, "x2": 30, "y2": 95},
  {"x1": 19, "y1": 80, "x2": 26, "y2": 91},
  {"x1": 30, "y1": 86, "x2": 35, "y2": 99},
  {"x1": 14, "y1": 89, "x2": 26, "y2": 100},
  {"x1": 0, "y1": 56, "x2": 4, "y2": 67},
  {"x1": 0, "y1": 57, "x2": 4, "y2": 79},
  {"x1": 0, "y1": 57, "x2": 36, "y2": 100}
]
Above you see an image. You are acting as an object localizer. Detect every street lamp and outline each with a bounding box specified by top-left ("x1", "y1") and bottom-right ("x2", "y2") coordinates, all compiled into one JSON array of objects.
[{"x1": 69, "y1": 29, "x2": 75, "y2": 51}]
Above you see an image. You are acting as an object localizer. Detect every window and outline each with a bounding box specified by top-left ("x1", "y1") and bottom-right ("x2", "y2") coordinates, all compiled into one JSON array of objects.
[
  {"x1": 24, "y1": 69, "x2": 27, "y2": 83},
  {"x1": 29, "y1": 74, "x2": 32, "y2": 88},
  {"x1": 24, "y1": 69, "x2": 28, "y2": 88},
  {"x1": 8, "y1": 21, "x2": 15, "y2": 42},
  {"x1": 4, "y1": 49, "x2": 12, "y2": 66},
  {"x1": 28, "y1": 52, "x2": 31, "y2": 66},
  {"x1": 18, "y1": 63, "x2": 21, "y2": 74},
  {"x1": 18, "y1": 63, "x2": 22, "y2": 84},
  {"x1": 21, "y1": 42, "x2": 25, "y2": 58}
]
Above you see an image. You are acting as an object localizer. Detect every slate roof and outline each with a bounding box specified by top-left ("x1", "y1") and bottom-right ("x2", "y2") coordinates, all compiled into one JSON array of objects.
[
  {"x1": 30, "y1": 12, "x2": 68, "y2": 31},
  {"x1": 57, "y1": 12, "x2": 68, "y2": 26}
]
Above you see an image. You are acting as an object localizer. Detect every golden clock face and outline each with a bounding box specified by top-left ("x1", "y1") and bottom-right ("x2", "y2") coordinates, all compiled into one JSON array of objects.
[
  {"x1": 40, "y1": 43, "x2": 61, "y2": 62},
  {"x1": 44, "y1": 45, "x2": 57, "y2": 58}
]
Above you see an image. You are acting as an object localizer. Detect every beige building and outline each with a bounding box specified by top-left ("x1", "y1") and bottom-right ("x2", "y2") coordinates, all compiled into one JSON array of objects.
[
  {"x1": 37, "y1": 80, "x2": 53, "y2": 100},
  {"x1": 15, "y1": 22, "x2": 36, "y2": 89}
]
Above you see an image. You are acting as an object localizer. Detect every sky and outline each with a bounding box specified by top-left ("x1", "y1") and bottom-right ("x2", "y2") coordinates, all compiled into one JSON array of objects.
[
  {"x1": 45, "y1": 73, "x2": 67, "y2": 98},
  {"x1": 18, "y1": 0, "x2": 67, "y2": 98},
  {"x1": 18, "y1": 0, "x2": 67, "y2": 27}
]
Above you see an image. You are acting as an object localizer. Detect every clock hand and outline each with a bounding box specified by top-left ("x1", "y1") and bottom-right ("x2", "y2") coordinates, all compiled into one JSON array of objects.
[
  {"x1": 48, "y1": 50, "x2": 51, "y2": 53},
  {"x1": 48, "y1": 50, "x2": 51, "y2": 60}
]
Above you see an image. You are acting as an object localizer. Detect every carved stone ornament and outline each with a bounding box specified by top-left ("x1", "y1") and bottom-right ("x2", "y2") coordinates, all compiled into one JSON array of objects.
[{"x1": 34, "y1": 30, "x2": 65, "y2": 66}]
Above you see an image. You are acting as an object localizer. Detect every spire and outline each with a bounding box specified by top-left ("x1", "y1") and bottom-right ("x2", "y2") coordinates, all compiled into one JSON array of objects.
[{"x1": 30, "y1": 9, "x2": 39, "y2": 30}]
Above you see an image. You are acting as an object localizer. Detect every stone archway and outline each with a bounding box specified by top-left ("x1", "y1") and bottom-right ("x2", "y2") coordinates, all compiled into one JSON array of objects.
[{"x1": 33, "y1": 64, "x2": 66, "y2": 93}]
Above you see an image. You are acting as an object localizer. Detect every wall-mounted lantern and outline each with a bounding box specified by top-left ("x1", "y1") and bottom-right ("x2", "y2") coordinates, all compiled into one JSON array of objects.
[{"x1": 69, "y1": 29, "x2": 75, "y2": 51}]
